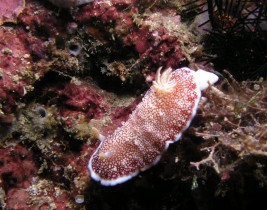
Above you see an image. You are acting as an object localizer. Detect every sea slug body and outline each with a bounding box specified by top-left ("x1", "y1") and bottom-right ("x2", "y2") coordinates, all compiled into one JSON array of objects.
[{"x1": 88, "y1": 67, "x2": 219, "y2": 186}]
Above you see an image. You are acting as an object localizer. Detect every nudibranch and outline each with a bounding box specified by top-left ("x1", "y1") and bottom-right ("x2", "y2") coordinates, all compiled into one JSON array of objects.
[{"x1": 88, "y1": 67, "x2": 219, "y2": 186}]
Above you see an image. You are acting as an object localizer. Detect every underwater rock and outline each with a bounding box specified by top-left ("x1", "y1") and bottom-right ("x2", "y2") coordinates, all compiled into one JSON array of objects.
[
  {"x1": 47, "y1": 0, "x2": 94, "y2": 8},
  {"x1": 75, "y1": 2, "x2": 199, "y2": 70},
  {"x1": 58, "y1": 80, "x2": 108, "y2": 119},
  {"x1": 0, "y1": 144, "x2": 38, "y2": 209},
  {"x1": 0, "y1": 27, "x2": 33, "y2": 115},
  {"x1": 0, "y1": 144, "x2": 38, "y2": 188},
  {"x1": 19, "y1": 0, "x2": 64, "y2": 37},
  {"x1": 56, "y1": 78, "x2": 137, "y2": 140},
  {"x1": 0, "y1": 0, "x2": 25, "y2": 25}
]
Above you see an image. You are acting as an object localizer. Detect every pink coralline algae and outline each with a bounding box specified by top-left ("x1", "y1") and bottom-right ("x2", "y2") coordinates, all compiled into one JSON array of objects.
[
  {"x1": 0, "y1": 144, "x2": 38, "y2": 208},
  {"x1": 0, "y1": 27, "x2": 33, "y2": 115},
  {"x1": 89, "y1": 67, "x2": 219, "y2": 186},
  {"x1": 57, "y1": 81, "x2": 108, "y2": 121},
  {"x1": 0, "y1": 0, "x2": 25, "y2": 25},
  {"x1": 74, "y1": 0, "x2": 138, "y2": 37},
  {"x1": 19, "y1": 0, "x2": 64, "y2": 38},
  {"x1": 0, "y1": 144, "x2": 38, "y2": 189},
  {"x1": 75, "y1": 2, "x2": 197, "y2": 69},
  {"x1": 133, "y1": 27, "x2": 184, "y2": 67}
]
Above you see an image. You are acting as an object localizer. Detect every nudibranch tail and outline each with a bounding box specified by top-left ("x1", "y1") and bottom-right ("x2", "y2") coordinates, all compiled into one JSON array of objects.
[{"x1": 88, "y1": 67, "x2": 219, "y2": 186}]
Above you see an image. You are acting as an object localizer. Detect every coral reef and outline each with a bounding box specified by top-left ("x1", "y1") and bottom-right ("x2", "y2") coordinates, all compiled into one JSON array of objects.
[
  {"x1": 0, "y1": 144, "x2": 38, "y2": 209},
  {"x1": 0, "y1": 25, "x2": 48, "y2": 130},
  {"x1": 0, "y1": 0, "x2": 25, "y2": 25},
  {"x1": 0, "y1": 27, "x2": 33, "y2": 115},
  {"x1": 0, "y1": 0, "x2": 266, "y2": 209},
  {"x1": 75, "y1": 0, "x2": 200, "y2": 70},
  {"x1": 47, "y1": 0, "x2": 94, "y2": 8}
]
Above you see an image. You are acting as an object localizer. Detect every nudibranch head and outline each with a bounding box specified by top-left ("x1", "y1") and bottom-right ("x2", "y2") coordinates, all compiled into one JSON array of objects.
[{"x1": 88, "y1": 67, "x2": 218, "y2": 186}]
